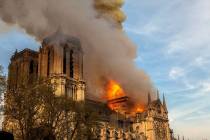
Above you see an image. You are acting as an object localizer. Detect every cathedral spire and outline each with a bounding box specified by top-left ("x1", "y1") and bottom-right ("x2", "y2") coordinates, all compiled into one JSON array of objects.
[
  {"x1": 14, "y1": 49, "x2": 18, "y2": 55},
  {"x1": 148, "y1": 92, "x2": 151, "y2": 105},
  {"x1": 157, "y1": 90, "x2": 160, "y2": 100},
  {"x1": 163, "y1": 93, "x2": 168, "y2": 112},
  {"x1": 163, "y1": 94, "x2": 167, "y2": 107}
]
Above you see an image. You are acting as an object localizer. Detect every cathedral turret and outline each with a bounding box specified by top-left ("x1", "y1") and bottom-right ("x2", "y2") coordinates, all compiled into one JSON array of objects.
[
  {"x1": 157, "y1": 90, "x2": 160, "y2": 100},
  {"x1": 148, "y1": 92, "x2": 151, "y2": 105},
  {"x1": 163, "y1": 93, "x2": 168, "y2": 112},
  {"x1": 14, "y1": 49, "x2": 18, "y2": 55}
]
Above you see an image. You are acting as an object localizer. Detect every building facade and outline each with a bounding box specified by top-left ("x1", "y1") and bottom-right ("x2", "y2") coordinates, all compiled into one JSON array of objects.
[
  {"x1": 7, "y1": 32, "x2": 85, "y2": 101},
  {"x1": 7, "y1": 48, "x2": 39, "y2": 90},
  {"x1": 38, "y1": 33, "x2": 85, "y2": 100},
  {"x1": 4, "y1": 33, "x2": 173, "y2": 140},
  {"x1": 133, "y1": 93, "x2": 172, "y2": 140}
]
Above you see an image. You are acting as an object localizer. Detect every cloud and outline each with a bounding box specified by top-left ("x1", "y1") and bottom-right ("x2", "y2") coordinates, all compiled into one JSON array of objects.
[
  {"x1": 169, "y1": 67, "x2": 184, "y2": 80},
  {"x1": 200, "y1": 82, "x2": 210, "y2": 93},
  {"x1": 166, "y1": 0, "x2": 210, "y2": 55},
  {"x1": 123, "y1": 0, "x2": 210, "y2": 139}
]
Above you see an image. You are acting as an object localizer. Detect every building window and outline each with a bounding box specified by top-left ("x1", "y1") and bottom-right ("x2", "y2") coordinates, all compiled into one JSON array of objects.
[
  {"x1": 47, "y1": 50, "x2": 50, "y2": 76},
  {"x1": 63, "y1": 47, "x2": 66, "y2": 74},
  {"x1": 70, "y1": 50, "x2": 74, "y2": 78},
  {"x1": 29, "y1": 60, "x2": 34, "y2": 74}
]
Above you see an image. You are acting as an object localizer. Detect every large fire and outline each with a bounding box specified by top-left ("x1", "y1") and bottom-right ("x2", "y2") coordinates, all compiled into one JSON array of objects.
[
  {"x1": 135, "y1": 106, "x2": 144, "y2": 113},
  {"x1": 105, "y1": 80, "x2": 145, "y2": 114},
  {"x1": 105, "y1": 80, "x2": 126, "y2": 100},
  {"x1": 105, "y1": 80, "x2": 144, "y2": 113}
]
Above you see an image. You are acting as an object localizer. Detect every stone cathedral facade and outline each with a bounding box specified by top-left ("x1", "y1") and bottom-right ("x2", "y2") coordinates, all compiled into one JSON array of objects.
[
  {"x1": 133, "y1": 93, "x2": 173, "y2": 140},
  {"x1": 4, "y1": 32, "x2": 173, "y2": 140},
  {"x1": 7, "y1": 32, "x2": 85, "y2": 101},
  {"x1": 39, "y1": 33, "x2": 85, "y2": 100}
]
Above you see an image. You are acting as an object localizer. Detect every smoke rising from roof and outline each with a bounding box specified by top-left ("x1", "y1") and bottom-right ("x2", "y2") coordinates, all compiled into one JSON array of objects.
[{"x1": 0, "y1": 0, "x2": 154, "y2": 104}]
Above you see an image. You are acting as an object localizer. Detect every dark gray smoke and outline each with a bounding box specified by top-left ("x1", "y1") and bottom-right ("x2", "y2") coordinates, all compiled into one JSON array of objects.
[{"x1": 0, "y1": 0, "x2": 155, "y2": 104}]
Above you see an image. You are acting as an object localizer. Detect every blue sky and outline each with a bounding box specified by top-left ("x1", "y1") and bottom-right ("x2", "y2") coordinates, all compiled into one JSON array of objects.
[
  {"x1": 123, "y1": 0, "x2": 210, "y2": 139},
  {"x1": 0, "y1": 0, "x2": 210, "y2": 139}
]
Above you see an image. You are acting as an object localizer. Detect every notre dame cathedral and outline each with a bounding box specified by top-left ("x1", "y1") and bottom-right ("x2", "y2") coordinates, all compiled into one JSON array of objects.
[
  {"x1": 4, "y1": 30, "x2": 174, "y2": 140},
  {"x1": 3, "y1": 1, "x2": 174, "y2": 140}
]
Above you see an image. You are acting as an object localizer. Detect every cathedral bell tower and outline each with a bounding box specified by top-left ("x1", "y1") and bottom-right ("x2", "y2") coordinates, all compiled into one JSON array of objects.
[
  {"x1": 8, "y1": 49, "x2": 39, "y2": 90},
  {"x1": 38, "y1": 32, "x2": 85, "y2": 101}
]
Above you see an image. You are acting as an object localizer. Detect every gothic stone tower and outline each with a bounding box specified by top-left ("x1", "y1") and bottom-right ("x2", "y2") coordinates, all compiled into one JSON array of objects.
[
  {"x1": 133, "y1": 93, "x2": 171, "y2": 140},
  {"x1": 7, "y1": 49, "x2": 39, "y2": 90},
  {"x1": 7, "y1": 32, "x2": 85, "y2": 101},
  {"x1": 4, "y1": 33, "x2": 85, "y2": 139},
  {"x1": 5, "y1": 49, "x2": 39, "y2": 137},
  {"x1": 38, "y1": 32, "x2": 85, "y2": 101}
]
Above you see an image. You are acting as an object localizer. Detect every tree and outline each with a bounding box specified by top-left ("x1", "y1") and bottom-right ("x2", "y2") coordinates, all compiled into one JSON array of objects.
[
  {"x1": 4, "y1": 76, "x2": 103, "y2": 140},
  {"x1": 0, "y1": 65, "x2": 6, "y2": 130},
  {"x1": 0, "y1": 65, "x2": 6, "y2": 106},
  {"x1": 4, "y1": 78, "x2": 49, "y2": 140},
  {"x1": 38, "y1": 83, "x2": 74, "y2": 140},
  {"x1": 40, "y1": 90, "x2": 102, "y2": 140}
]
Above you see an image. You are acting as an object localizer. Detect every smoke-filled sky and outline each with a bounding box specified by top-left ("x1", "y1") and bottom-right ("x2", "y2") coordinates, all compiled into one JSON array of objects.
[
  {"x1": 0, "y1": 0, "x2": 210, "y2": 139},
  {"x1": 123, "y1": 0, "x2": 210, "y2": 139},
  {"x1": 0, "y1": 0, "x2": 154, "y2": 105}
]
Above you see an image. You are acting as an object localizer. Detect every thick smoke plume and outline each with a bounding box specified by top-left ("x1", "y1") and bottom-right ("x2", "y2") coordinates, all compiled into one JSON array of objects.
[
  {"x1": 94, "y1": 0, "x2": 126, "y2": 25},
  {"x1": 0, "y1": 0, "x2": 155, "y2": 104}
]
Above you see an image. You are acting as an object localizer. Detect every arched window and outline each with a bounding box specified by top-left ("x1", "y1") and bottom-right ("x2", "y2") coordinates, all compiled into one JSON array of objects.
[
  {"x1": 63, "y1": 47, "x2": 66, "y2": 74},
  {"x1": 70, "y1": 50, "x2": 74, "y2": 78}
]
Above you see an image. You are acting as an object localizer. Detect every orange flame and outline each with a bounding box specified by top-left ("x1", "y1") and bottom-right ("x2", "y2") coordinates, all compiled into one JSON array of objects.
[
  {"x1": 105, "y1": 80, "x2": 145, "y2": 114},
  {"x1": 136, "y1": 107, "x2": 144, "y2": 113},
  {"x1": 106, "y1": 80, "x2": 125, "y2": 100}
]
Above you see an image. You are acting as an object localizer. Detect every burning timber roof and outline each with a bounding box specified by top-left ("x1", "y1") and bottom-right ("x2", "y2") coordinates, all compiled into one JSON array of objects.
[{"x1": 42, "y1": 31, "x2": 81, "y2": 48}]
